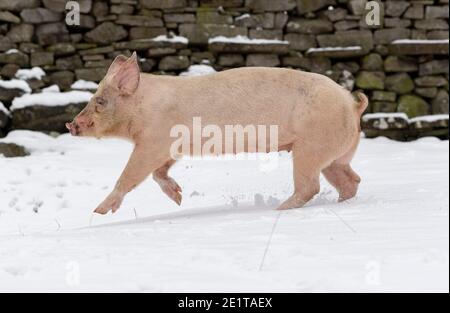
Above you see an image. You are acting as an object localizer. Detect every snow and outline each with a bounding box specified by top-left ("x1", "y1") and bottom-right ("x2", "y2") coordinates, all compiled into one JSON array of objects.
[
  {"x1": 363, "y1": 113, "x2": 450, "y2": 125},
  {"x1": 0, "y1": 101, "x2": 9, "y2": 115},
  {"x1": 307, "y1": 46, "x2": 362, "y2": 53},
  {"x1": 151, "y1": 35, "x2": 189, "y2": 44},
  {"x1": 0, "y1": 79, "x2": 31, "y2": 93},
  {"x1": 409, "y1": 114, "x2": 449, "y2": 123},
  {"x1": 180, "y1": 64, "x2": 217, "y2": 77},
  {"x1": 10, "y1": 90, "x2": 93, "y2": 111},
  {"x1": 42, "y1": 84, "x2": 60, "y2": 93},
  {"x1": 71, "y1": 80, "x2": 99, "y2": 90},
  {"x1": 4, "y1": 49, "x2": 19, "y2": 54},
  {"x1": 362, "y1": 112, "x2": 409, "y2": 122},
  {"x1": 15, "y1": 67, "x2": 46, "y2": 80},
  {"x1": 0, "y1": 131, "x2": 448, "y2": 292},
  {"x1": 209, "y1": 35, "x2": 289, "y2": 45},
  {"x1": 391, "y1": 39, "x2": 450, "y2": 45},
  {"x1": 235, "y1": 13, "x2": 251, "y2": 21}
]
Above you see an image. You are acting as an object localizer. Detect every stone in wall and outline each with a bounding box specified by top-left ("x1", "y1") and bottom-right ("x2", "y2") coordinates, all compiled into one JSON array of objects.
[
  {"x1": 0, "y1": 51, "x2": 29, "y2": 67},
  {"x1": 0, "y1": 36, "x2": 16, "y2": 52},
  {"x1": 234, "y1": 13, "x2": 275, "y2": 29},
  {"x1": 297, "y1": 0, "x2": 336, "y2": 15},
  {"x1": 374, "y1": 28, "x2": 411, "y2": 45},
  {"x1": 159, "y1": 56, "x2": 190, "y2": 71},
  {"x1": 0, "y1": 0, "x2": 40, "y2": 11},
  {"x1": 209, "y1": 41, "x2": 289, "y2": 54},
  {"x1": 0, "y1": 0, "x2": 448, "y2": 141},
  {"x1": 218, "y1": 54, "x2": 245, "y2": 67},
  {"x1": 141, "y1": 0, "x2": 187, "y2": 10},
  {"x1": 287, "y1": 19, "x2": 334, "y2": 34},
  {"x1": 398, "y1": 95, "x2": 429, "y2": 118},
  {"x1": 85, "y1": 22, "x2": 128, "y2": 45},
  {"x1": 11, "y1": 103, "x2": 87, "y2": 133},
  {"x1": 30, "y1": 51, "x2": 54, "y2": 67},
  {"x1": 0, "y1": 64, "x2": 19, "y2": 78},
  {"x1": 282, "y1": 55, "x2": 331, "y2": 74},
  {"x1": 49, "y1": 70, "x2": 75, "y2": 90},
  {"x1": 385, "y1": 1, "x2": 410, "y2": 17},
  {"x1": 35, "y1": 22, "x2": 70, "y2": 45},
  {"x1": 7, "y1": 24, "x2": 34, "y2": 43},
  {"x1": 75, "y1": 68, "x2": 107, "y2": 82},
  {"x1": 284, "y1": 33, "x2": 316, "y2": 51},
  {"x1": 20, "y1": 8, "x2": 62, "y2": 24},
  {"x1": 415, "y1": 76, "x2": 448, "y2": 88},
  {"x1": 355, "y1": 71, "x2": 385, "y2": 90},
  {"x1": 317, "y1": 30, "x2": 374, "y2": 54},
  {"x1": 415, "y1": 87, "x2": 438, "y2": 99},
  {"x1": 246, "y1": 0, "x2": 297, "y2": 12},
  {"x1": 385, "y1": 73, "x2": 415, "y2": 94},
  {"x1": 419, "y1": 60, "x2": 449, "y2": 76},
  {"x1": 384, "y1": 56, "x2": 418, "y2": 73},
  {"x1": 389, "y1": 41, "x2": 450, "y2": 55},
  {"x1": 361, "y1": 53, "x2": 383, "y2": 71},
  {"x1": 432, "y1": 90, "x2": 449, "y2": 114},
  {"x1": 246, "y1": 54, "x2": 280, "y2": 67},
  {"x1": 180, "y1": 24, "x2": 247, "y2": 45}
]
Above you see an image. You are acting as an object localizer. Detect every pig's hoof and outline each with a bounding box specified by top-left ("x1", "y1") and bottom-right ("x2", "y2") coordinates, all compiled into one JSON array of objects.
[
  {"x1": 337, "y1": 177, "x2": 360, "y2": 202},
  {"x1": 160, "y1": 178, "x2": 182, "y2": 206},
  {"x1": 94, "y1": 192, "x2": 124, "y2": 214},
  {"x1": 163, "y1": 185, "x2": 182, "y2": 206},
  {"x1": 173, "y1": 192, "x2": 182, "y2": 206},
  {"x1": 276, "y1": 194, "x2": 306, "y2": 210}
]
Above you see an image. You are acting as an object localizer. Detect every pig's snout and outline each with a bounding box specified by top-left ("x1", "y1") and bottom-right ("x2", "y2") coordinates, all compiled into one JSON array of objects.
[
  {"x1": 66, "y1": 116, "x2": 94, "y2": 136},
  {"x1": 66, "y1": 121, "x2": 80, "y2": 136}
]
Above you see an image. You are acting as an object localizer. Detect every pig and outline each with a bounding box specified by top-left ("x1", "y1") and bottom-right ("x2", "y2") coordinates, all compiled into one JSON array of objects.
[{"x1": 66, "y1": 52, "x2": 368, "y2": 214}]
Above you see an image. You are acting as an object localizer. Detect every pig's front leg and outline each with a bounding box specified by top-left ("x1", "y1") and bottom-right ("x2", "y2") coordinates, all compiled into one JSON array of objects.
[
  {"x1": 153, "y1": 159, "x2": 182, "y2": 205},
  {"x1": 94, "y1": 145, "x2": 168, "y2": 214}
]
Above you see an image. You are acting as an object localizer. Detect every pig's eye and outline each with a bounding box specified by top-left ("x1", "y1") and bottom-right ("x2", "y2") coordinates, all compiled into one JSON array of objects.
[
  {"x1": 95, "y1": 97, "x2": 106, "y2": 106},
  {"x1": 94, "y1": 97, "x2": 107, "y2": 113}
]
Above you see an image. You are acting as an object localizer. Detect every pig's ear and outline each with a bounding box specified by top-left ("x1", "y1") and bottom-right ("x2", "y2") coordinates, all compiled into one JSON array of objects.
[
  {"x1": 106, "y1": 54, "x2": 128, "y2": 77},
  {"x1": 113, "y1": 52, "x2": 140, "y2": 95}
]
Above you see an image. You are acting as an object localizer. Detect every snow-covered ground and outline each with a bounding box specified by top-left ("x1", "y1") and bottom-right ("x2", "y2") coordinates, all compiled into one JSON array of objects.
[{"x1": 0, "y1": 131, "x2": 448, "y2": 292}]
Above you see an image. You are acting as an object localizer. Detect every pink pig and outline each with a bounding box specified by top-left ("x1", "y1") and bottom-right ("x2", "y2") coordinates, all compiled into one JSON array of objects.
[{"x1": 67, "y1": 52, "x2": 368, "y2": 214}]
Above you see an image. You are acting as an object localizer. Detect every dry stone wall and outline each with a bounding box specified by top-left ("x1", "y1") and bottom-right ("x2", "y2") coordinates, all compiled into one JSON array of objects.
[{"x1": 0, "y1": 0, "x2": 449, "y2": 141}]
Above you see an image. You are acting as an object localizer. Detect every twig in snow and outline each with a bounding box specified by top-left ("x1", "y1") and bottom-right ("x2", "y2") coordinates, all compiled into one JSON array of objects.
[
  {"x1": 326, "y1": 208, "x2": 357, "y2": 234},
  {"x1": 89, "y1": 213, "x2": 95, "y2": 227},
  {"x1": 133, "y1": 208, "x2": 138, "y2": 219},
  {"x1": 18, "y1": 224, "x2": 25, "y2": 236},
  {"x1": 54, "y1": 218, "x2": 61, "y2": 231},
  {"x1": 259, "y1": 211, "x2": 282, "y2": 271}
]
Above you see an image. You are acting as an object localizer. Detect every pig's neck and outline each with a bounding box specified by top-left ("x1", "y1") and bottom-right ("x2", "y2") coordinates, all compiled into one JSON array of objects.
[{"x1": 108, "y1": 73, "x2": 173, "y2": 142}]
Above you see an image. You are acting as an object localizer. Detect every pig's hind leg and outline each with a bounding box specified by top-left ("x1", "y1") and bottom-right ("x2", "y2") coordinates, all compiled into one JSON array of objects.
[
  {"x1": 277, "y1": 142, "x2": 332, "y2": 210},
  {"x1": 322, "y1": 134, "x2": 361, "y2": 202},
  {"x1": 153, "y1": 159, "x2": 183, "y2": 205},
  {"x1": 322, "y1": 163, "x2": 360, "y2": 202},
  {"x1": 322, "y1": 135, "x2": 361, "y2": 201}
]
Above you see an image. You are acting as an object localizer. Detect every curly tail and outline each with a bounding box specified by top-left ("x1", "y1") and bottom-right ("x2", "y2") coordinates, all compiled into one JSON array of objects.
[{"x1": 355, "y1": 92, "x2": 369, "y2": 117}]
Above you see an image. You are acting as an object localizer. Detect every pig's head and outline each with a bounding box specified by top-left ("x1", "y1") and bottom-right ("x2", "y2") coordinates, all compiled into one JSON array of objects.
[{"x1": 66, "y1": 52, "x2": 140, "y2": 138}]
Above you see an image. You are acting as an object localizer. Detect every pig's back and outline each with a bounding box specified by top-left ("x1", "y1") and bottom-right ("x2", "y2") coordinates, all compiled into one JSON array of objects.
[{"x1": 172, "y1": 67, "x2": 354, "y2": 131}]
